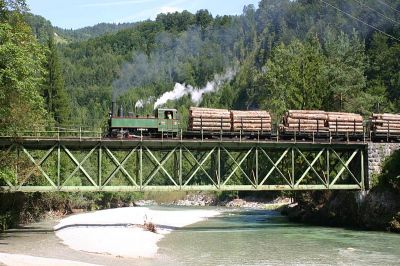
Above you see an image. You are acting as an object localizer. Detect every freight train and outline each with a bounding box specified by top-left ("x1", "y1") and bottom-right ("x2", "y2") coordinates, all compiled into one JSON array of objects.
[{"x1": 107, "y1": 102, "x2": 400, "y2": 141}]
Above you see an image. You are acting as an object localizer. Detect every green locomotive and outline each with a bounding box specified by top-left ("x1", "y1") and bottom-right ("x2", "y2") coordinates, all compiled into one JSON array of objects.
[{"x1": 108, "y1": 103, "x2": 179, "y2": 137}]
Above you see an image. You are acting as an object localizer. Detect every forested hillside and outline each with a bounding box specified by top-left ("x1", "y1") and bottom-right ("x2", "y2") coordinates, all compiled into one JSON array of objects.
[
  {"x1": 1, "y1": 0, "x2": 400, "y2": 131},
  {"x1": 54, "y1": 0, "x2": 400, "y2": 129}
]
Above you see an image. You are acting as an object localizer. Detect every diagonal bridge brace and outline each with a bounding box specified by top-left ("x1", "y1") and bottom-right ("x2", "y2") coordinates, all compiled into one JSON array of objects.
[
  {"x1": 103, "y1": 146, "x2": 139, "y2": 187},
  {"x1": 144, "y1": 147, "x2": 178, "y2": 187},
  {"x1": 183, "y1": 146, "x2": 217, "y2": 188},
  {"x1": 259, "y1": 148, "x2": 291, "y2": 187},
  {"x1": 62, "y1": 144, "x2": 99, "y2": 188},
  {"x1": 19, "y1": 145, "x2": 57, "y2": 188},
  {"x1": 295, "y1": 148, "x2": 326, "y2": 187},
  {"x1": 63, "y1": 145, "x2": 97, "y2": 187},
  {"x1": 143, "y1": 147, "x2": 178, "y2": 187},
  {"x1": 222, "y1": 147, "x2": 255, "y2": 187},
  {"x1": 330, "y1": 149, "x2": 360, "y2": 187}
]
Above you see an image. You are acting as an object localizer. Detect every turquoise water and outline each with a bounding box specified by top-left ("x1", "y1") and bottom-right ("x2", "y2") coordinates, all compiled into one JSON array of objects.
[
  {"x1": 157, "y1": 209, "x2": 400, "y2": 265},
  {"x1": 1, "y1": 207, "x2": 399, "y2": 265}
]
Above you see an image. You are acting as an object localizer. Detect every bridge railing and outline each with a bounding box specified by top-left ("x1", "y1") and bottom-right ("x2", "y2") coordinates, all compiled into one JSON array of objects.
[{"x1": 0, "y1": 127, "x2": 103, "y2": 139}]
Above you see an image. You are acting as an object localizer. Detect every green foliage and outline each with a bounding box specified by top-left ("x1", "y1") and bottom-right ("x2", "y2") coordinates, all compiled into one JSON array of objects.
[
  {"x1": 0, "y1": 2, "x2": 47, "y2": 134},
  {"x1": 43, "y1": 34, "x2": 70, "y2": 124},
  {"x1": 260, "y1": 38, "x2": 327, "y2": 118},
  {"x1": 156, "y1": 10, "x2": 195, "y2": 32},
  {"x1": 322, "y1": 30, "x2": 367, "y2": 112},
  {"x1": 23, "y1": 13, "x2": 53, "y2": 44},
  {"x1": 54, "y1": 22, "x2": 137, "y2": 43},
  {"x1": 39, "y1": 0, "x2": 399, "y2": 129},
  {"x1": 378, "y1": 150, "x2": 400, "y2": 191},
  {"x1": 367, "y1": 33, "x2": 400, "y2": 111}
]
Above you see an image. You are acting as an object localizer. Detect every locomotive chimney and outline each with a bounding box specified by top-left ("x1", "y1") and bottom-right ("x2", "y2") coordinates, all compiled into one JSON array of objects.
[
  {"x1": 118, "y1": 105, "x2": 124, "y2": 117},
  {"x1": 111, "y1": 101, "x2": 116, "y2": 117}
]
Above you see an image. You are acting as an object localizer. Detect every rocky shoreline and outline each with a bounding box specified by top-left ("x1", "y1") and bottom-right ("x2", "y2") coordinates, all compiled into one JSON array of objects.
[
  {"x1": 135, "y1": 193, "x2": 291, "y2": 210},
  {"x1": 281, "y1": 189, "x2": 400, "y2": 233}
]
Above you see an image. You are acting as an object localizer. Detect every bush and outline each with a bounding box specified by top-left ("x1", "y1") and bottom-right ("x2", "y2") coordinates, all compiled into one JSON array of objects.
[{"x1": 379, "y1": 150, "x2": 400, "y2": 191}]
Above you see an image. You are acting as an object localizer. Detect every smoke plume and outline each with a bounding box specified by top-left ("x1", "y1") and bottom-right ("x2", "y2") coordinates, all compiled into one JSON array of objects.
[
  {"x1": 153, "y1": 68, "x2": 236, "y2": 109},
  {"x1": 112, "y1": 23, "x2": 242, "y2": 100}
]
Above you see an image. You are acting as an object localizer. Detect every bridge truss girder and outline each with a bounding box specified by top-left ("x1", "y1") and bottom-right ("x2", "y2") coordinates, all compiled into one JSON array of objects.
[{"x1": 0, "y1": 139, "x2": 368, "y2": 192}]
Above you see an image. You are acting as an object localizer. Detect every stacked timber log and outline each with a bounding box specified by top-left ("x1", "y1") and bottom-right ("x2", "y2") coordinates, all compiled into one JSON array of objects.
[
  {"x1": 370, "y1": 113, "x2": 400, "y2": 134},
  {"x1": 327, "y1": 112, "x2": 364, "y2": 133},
  {"x1": 282, "y1": 110, "x2": 328, "y2": 132},
  {"x1": 231, "y1": 110, "x2": 271, "y2": 132},
  {"x1": 188, "y1": 107, "x2": 231, "y2": 131}
]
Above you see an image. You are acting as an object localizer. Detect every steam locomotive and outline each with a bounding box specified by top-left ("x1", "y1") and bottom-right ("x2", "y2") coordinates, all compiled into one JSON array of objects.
[
  {"x1": 108, "y1": 102, "x2": 400, "y2": 141},
  {"x1": 108, "y1": 102, "x2": 179, "y2": 138}
]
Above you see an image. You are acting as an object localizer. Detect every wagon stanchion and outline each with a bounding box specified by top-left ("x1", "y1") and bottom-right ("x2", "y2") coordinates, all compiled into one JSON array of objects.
[
  {"x1": 220, "y1": 116, "x2": 223, "y2": 141},
  {"x1": 336, "y1": 118, "x2": 338, "y2": 137},
  {"x1": 363, "y1": 125, "x2": 366, "y2": 143},
  {"x1": 369, "y1": 124, "x2": 375, "y2": 141},
  {"x1": 241, "y1": 117, "x2": 243, "y2": 135},
  {"x1": 276, "y1": 122, "x2": 279, "y2": 143},
  {"x1": 387, "y1": 120, "x2": 390, "y2": 142}
]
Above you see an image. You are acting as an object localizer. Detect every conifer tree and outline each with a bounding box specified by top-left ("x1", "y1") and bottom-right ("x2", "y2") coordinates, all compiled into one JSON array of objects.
[{"x1": 43, "y1": 33, "x2": 70, "y2": 125}]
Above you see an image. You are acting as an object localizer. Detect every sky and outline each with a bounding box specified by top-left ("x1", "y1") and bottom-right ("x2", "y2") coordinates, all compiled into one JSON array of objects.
[{"x1": 26, "y1": 0, "x2": 261, "y2": 29}]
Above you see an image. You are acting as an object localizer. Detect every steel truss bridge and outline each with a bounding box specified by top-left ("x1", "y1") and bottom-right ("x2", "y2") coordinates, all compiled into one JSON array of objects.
[{"x1": 0, "y1": 138, "x2": 368, "y2": 192}]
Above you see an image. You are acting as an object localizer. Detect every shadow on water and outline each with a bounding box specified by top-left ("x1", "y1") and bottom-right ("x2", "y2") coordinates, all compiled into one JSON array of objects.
[
  {"x1": 170, "y1": 223, "x2": 302, "y2": 232},
  {"x1": 4, "y1": 228, "x2": 55, "y2": 234}
]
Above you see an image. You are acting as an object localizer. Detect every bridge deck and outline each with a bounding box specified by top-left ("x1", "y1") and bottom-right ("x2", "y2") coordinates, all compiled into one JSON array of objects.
[{"x1": 0, "y1": 137, "x2": 367, "y2": 149}]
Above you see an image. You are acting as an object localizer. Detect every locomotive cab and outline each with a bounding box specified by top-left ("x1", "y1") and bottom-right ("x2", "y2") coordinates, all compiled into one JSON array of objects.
[{"x1": 156, "y1": 108, "x2": 179, "y2": 133}]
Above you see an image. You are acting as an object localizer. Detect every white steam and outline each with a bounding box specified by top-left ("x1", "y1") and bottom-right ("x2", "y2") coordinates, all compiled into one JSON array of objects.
[
  {"x1": 153, "y1": 68, "x2": 236, "y2": 109},
  {"x1": 135, "y1": 99, "x2": 144, "y2": 109},
  {"x1": 135, "y1": 97, "x2": 154, "y2": 109}
]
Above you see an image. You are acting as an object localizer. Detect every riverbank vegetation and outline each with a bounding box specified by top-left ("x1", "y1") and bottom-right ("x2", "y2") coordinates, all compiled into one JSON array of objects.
[{"x1": 1, "y1": 0, "x2": 400, "y2": 232}]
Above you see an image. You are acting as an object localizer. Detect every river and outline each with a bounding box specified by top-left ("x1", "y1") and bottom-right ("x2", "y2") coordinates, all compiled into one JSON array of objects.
[{"x1": 1, "y1": 207, "x2": 399, "y2": 265}]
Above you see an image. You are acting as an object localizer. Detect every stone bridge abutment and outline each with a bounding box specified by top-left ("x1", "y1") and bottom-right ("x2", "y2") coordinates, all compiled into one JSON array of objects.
[{"x1": 368, "y1": 142, "x2": 400, "y2": 178}]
